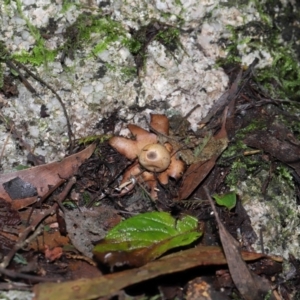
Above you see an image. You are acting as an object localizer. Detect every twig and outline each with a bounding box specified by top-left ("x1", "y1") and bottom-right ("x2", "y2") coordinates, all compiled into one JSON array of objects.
[
  {"x1": 0, "y1": 112, "x2": 33, "y2": 154},
  {"x1": 0, "y1": 266, "x2": 60, "y2": 283},
  {"x1": 136, "y1": 180, "x2": 156, "y2": 203},
  {"x1": 0, "y1": 177, "x2": 76, "y2": 269},
  {"x1": 0, "y1": 282, "x2": 32, "y2": 291},
  {"x1": 13, "y1": 61, "x2": 74, "y2": 152},
  {"x1": 65, "y1": 253, "x2": 96, "y2": 266},
  {"x1": 5, "y1": 60, "x2": 36, "y2": 94},
  {"x1": 26, "y1": 178, "x2": 66, "y2": 225},
  {"x1": 0, "y1": 121, "x2": 13, "y2": 165},
  {"x1": 173, "y1": 104, "x2": 200, "y2": 134}
]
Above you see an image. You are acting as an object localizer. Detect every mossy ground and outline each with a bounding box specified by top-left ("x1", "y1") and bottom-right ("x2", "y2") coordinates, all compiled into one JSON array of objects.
[
  {"x1": 1, "y1": 1, "x2": 299, "y2": 200},
  {"x1": 2, "y1": 0, "x2": 300, "y2": 97},
  {"x1": 214, "y1": 1, "x2": 300, "y2": 261},
  {"x1": 1, "y1": 1, "x2": 300, "y2": 297},
  {"x1": 2, "y1": 1, "x2": 183, "y2": 82},
  {"x1": 218, "y1": 112, "x2": 300, "y2": 260},
  {"x1": 217, "y1": 0, "x2": 300, "y2": 100}
]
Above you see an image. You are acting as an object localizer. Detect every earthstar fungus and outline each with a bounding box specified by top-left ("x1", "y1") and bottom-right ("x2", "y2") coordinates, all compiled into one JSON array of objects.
[
  {"x1": 138, "y1": 143, "x2": 171, "y2": 172},
  {"x1": 108, "y1": 114, "x2": 185, "y2": 199}
]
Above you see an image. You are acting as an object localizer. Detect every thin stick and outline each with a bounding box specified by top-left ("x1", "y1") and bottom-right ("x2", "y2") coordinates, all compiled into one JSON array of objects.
[
  {"x1": 0, "y1": 282, "x2": 32, "y2": 291},
  {"x1": 0, "y1": 177, "x2": 76, "y2": 269},
  {"x1": 0, "y1": 266, "x2": 61, "y2": 283},
  {"x1": 14, "y1": 61, "x2": 74, "y2": 152},
  {"x1": 0, "y1": 123, "x2": 13, "y2": 165}
]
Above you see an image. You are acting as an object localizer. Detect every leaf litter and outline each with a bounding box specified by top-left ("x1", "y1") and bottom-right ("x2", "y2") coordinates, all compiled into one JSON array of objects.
[{"x1": 2, "y1": 61, "x2": 300, "y2": 299}]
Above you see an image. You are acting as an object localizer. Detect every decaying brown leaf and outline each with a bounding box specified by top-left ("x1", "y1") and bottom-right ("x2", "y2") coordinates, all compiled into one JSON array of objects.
[
  {"x1": 33, "y1": 245, "x2": 279, "y2": 300},
  {"x1": 0, "y1": 177, "x2": 77, "y2": 269},
  {"x1": 0, "y1": 144, "x2": 96, "y2": 210},
  {"x1": 178, "y1": 159, "x2": 217, "y2": 200},
  {"x1": 150, "y1": 113, "x2": 170, "y2": 134},
  {"x1": 64, "y1": 206, "x2": 122, "y2": 258},
  {"x1": 178, "y1": 108, "x2": 228, "y2": 199},
  {"x1": 204, "y1": 187, "x2": 278, "y2": 300}
]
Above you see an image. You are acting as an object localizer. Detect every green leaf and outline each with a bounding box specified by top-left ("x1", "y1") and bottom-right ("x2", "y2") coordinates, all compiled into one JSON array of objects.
[
  {"x1": 213, "y1": 192, "x2": 237, "y2": 210},
  {"x1": 93, "y1": 211, "x2": 202, "y2": 267}
]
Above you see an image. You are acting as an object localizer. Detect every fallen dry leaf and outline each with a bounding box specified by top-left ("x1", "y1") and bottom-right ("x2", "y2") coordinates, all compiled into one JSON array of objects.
[
  {"x1": 178, "y1": 108, "x2": 228, "y2": 199},
  {"x1": 67, "y1": 260, "x2": 102, "y2": 280},
  {"x1": 33, "y1": 245, "x2": 279, "y2": 300},
  {"x1": 65, "y1": 206, "x2": 122, "y2": 258},
  {"x1": 178, "y1": 157, "x2": 218, "y2": 200},
  {"x1": 204, "y1": 187, "x2": 277, "y2": 300},
  {"x1": 0, "y1": 144, "x2": 96, "y2": 210}
]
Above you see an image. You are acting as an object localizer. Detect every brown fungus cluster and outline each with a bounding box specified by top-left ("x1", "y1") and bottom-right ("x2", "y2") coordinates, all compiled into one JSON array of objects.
[{"x1": 108, "y1": 114, "x2": 185, "y2": 199}]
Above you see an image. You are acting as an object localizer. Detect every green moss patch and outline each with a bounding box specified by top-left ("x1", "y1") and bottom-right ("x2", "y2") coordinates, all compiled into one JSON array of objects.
[{"x1": 217, "y1": 0, "x2": 300, "y2": 100}]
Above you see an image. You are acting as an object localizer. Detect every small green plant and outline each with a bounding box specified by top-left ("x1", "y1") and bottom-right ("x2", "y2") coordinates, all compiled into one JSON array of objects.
[
  {"x1": 156, "y1": 27, "x2": 180, "y2": 50},
  {"x1": 93, "y1": 211, "x2": 202, "y2": 267},
  {"x1": 255, "y1": 46, "x2": 300, "y2": 99},
  {"x1": 63, "y1": 14, "x2": 126, "y2": 55},
  {"x1": 13, "y1": 46, "x2": 58, "y2": 66},
  {"x1": 61, "y1": 0, "x2": 77, "y2": 13},
  {"x1": 11, "y1": 0, "x2": 58, "y2": 66},
  {"x1": 213, "y1": 192, "x2": 237, "y2": 210},
  {"x1": 123, "y1": 38, "x2": 142, "y2": 55},
  {"x1": 120, "y1": 66, "x2": 137, "y2": 81},
  {"x1": 275, "y1": 165, "x2": 294, "y2": 189},
  {"x1": 82, "y1": 191, "x2": 92, "y2": 206},
  {"x1": 78, "y1": 134, "x2": 111, "y2": 145}
]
